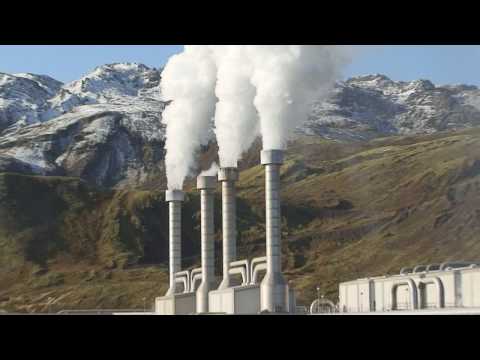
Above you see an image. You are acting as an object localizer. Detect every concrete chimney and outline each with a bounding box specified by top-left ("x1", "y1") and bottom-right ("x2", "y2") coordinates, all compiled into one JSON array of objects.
[
  {"x1": 196, "y1": 176, "x2": 217, "y2": 313},
  {"x1": 218, "y1": 167, "x2": 239, "y2": 289},
  {"x1": 260, "y1": 150, "x2": 288, "y2": 312},
  {"x1": 165, "y1": 190, "x2": 185, "y2": 296}
]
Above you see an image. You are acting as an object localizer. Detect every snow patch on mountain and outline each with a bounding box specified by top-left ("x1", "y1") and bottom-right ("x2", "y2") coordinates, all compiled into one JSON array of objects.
[
  {"x1": 1, "y1": 65, "x2": 480, "y2": 188},
  {"x1": 302, "y1": 74, "x2": 480, "y2": 140}
]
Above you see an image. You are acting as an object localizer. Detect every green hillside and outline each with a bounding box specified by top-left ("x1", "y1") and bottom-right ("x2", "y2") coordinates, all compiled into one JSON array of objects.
[{"x1": 1, "y1": 128, "x2": 480, "y2": 312}]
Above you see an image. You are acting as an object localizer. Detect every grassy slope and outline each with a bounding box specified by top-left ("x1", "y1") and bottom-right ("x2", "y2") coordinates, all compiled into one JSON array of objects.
[{"x1": 1, "y1": 128, "x2": 480, "y2": 311}]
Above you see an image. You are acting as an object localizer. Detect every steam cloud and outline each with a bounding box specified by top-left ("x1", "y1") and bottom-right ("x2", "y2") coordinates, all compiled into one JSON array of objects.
[
  {"x1": 161, "y1": 45, "x2": 217, "y2": 190},
  {"x1": 199, "y1": 162, "x2": 220, "y2": 177},
  {"x1": 161, "y1": 45, "x2": 352, "y2": 190},
  {"x1": 245, "y1": 45, "x2": 352, "y2": 150},
  {"x1": 209, "y1": 45, "x2": 260, "y2": 168}
]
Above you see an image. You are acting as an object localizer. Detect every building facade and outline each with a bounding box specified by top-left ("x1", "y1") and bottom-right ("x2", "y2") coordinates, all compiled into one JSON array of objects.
[{"x1": 339, "y1": 262, "x2": 480, "y2": 313}]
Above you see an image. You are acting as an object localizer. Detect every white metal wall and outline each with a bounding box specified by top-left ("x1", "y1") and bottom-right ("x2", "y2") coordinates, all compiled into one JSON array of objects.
[
  {"x1": 461, "y1": 269, "x2": 480, "y2": 307},
  {"x1": 339, "y1": 267, "x2": 480, "y2": 313}
]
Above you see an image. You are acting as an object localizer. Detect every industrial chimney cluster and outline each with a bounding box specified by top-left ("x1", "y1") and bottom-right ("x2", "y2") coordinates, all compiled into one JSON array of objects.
[
  {"x1": 155, "y1": 149, "x2": 295, "y2": 314},
  {"x1": 155, "y1": 45, "x2": 350, "y2": 314}
]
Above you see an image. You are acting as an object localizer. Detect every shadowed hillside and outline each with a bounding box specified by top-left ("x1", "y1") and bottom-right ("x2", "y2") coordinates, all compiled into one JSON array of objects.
[{"x1": 1, "y1": 128, "x2": 480, "y2": 312}]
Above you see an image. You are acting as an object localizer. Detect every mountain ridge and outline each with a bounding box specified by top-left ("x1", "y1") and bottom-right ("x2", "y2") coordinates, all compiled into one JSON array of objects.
[{"x1": 1, "y1": 64, "x2": 480, "y2": 189}]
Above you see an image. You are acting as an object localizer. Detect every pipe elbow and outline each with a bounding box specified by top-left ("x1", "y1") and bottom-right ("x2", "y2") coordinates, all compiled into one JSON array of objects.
[
  {"x1": 230, "y1": 260, "x2": 250, "y2": 285},
  {"x1": 252, "y1": 263, "x2": 267, "y2": 285}
]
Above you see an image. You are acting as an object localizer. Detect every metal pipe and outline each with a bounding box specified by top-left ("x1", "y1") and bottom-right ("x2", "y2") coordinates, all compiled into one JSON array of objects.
[
  {"x1": 174, "y1": 270, "x2": 191, "y2": 293},
  {"x1": 189, "y1": 267, "x2": 202, "y2": 290},
  {"x1": 413, "y1": 265, "x2": 428, "y2": 273},
  {"x1": 191, "y1": 273, "x2": 203, "y2": 293},
  {"x1": 418, "y1": 277, "x2": 444, "y2": 308},
  {"x1": 196, "y1": 176, "x2": 216, "y2": 313},
  {"x1": 217, "y1": 167, "x2": 239, "y2": 289},
  {"x1": 190, "y1": 267, "x2": 202, "y2": 293},
  {"x1": 165, "y1": 190, "x2": 184, "y2": 296},
  {"x1": 229, "y1": 259, "x2": 250, "y2": 285},
  {"x1": 250, "y1": 256, "x2": 267, "y2": 284},
  {"x1": 260, "y1": 150, "x2": 288, "y2": 313},
  {"x1": 391, "y1": 279, "x2": 418, "y2": 310},
  {"x1": 251, "y1": 263, "x2": 267, "y2": 285},
  {"x1": 439, "y1": 261, "x2": 480, "y2": 271},
  {"x1": 425, "y1": 263, "x2": 440, "y2": 272},
  {"x1": 400, "y1": 267, "x2": 412, "y2": 275},
  {"x1": 228, "y1": 267, "x2": 247, "y2": 285}
]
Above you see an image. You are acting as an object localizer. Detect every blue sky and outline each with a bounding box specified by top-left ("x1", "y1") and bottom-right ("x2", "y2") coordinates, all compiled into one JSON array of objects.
[
  {"x1": 0, "y1": 45, "x2": 479, "y2": 86},
  {"x1": 343, "y1": 45, "x2": 480, "y2": 86}
]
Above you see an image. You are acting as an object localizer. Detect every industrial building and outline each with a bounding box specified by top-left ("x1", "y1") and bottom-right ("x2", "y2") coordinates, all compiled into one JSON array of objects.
[
  {"x1": 153, "y1": 147, "x2": 480, "y2": 316},
  {"x1": 339, "y1": 262, "x2": 480, "y2": 313},
  {"x1": 155, "y1": 149, "x2": 296, "y2": 315}
]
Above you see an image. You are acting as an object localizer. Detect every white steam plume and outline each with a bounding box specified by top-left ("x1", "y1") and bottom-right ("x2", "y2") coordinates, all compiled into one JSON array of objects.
[
  {"x1": 245, "y1": 45, "x2": 353, "y2": 150},
  {"x1": 161, "y1": 46, "x2": 217, "y2": 190},
  {"x1": 208, "y1": 45, "x2": 260, "y2": 168},
  {"x1": 199, "y1": 162, "x2": 219, "y2": 177}
]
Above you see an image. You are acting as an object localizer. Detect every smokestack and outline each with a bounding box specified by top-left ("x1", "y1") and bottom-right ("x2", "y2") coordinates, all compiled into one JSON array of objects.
[
  {"x1": 196, "y1": 176, "x2": 217, "y2": 313},
  {"x1": 260, "y1": 150, "x2": 287, "y2": 312},
  {"x1": 217, "y1": 167, "x2": 239, "y2": 289},
  {"x1": 165, "y1": 190, "x2": 185, "y2": 296}
]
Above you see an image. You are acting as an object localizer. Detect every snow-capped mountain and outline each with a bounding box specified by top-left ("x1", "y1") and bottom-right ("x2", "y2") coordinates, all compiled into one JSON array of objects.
[
  {"x1": 1, "y1": 65, "x2": 480, "y2": 188},
  {"x1": 304, "y1": 74, "x2": 480, "y2": 141},
  {"x1": 0, "y1": 63, "x2": 167, "y2": 188},
  {"x1": 0, "y1": 72, "x2": 62, "y2": 131}
]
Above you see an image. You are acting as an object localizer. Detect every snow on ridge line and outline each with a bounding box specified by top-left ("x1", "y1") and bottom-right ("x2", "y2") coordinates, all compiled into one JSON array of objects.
[{"x1": 2, "y1": 64, "x2": 480, "y2": 144}]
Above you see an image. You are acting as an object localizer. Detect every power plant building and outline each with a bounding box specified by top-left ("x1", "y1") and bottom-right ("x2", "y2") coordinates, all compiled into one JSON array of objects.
[
  {"x1": 339, "y1": 262, "x2": 480, "y2": 313},
  {"x1": 155, "y1": 149, "x2": 296, "y2": 315}
]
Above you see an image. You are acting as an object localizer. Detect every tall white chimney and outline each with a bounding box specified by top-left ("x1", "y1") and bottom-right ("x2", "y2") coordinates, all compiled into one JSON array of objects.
[
  {"x1": 218, "y1": 167, "x2": 239, "y2": 289},
  {"x1": 196, "y1": 176, "x2": 217, "y2": 313},
  {"x1": 260, "y1": 150, "x2": 288, "y2": 312},
  {"x1": 165, "y1": 190, "x2": 184, "y2": 296}
]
